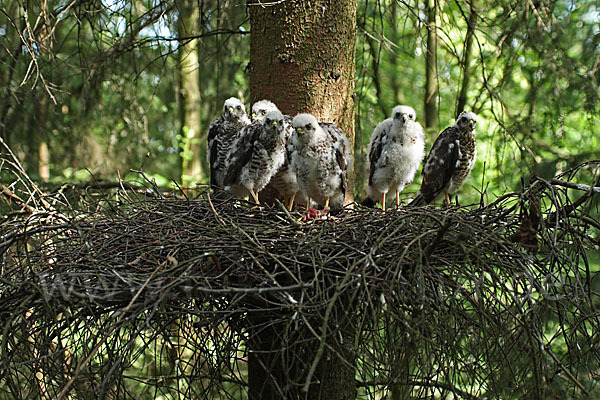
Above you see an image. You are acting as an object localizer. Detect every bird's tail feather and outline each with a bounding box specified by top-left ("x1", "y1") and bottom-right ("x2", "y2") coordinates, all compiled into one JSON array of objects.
[
  {"x1": 407, "y1": 194, "x2": 426, "y2": 207},
  {"x1": 360, "y1": 197, "x2": 377, "y2": 208}
]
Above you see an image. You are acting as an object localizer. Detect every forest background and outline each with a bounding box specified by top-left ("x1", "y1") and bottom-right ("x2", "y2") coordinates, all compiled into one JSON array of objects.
[{"x1": 2, "y1": 0, "x2": 598, "y2": 202}]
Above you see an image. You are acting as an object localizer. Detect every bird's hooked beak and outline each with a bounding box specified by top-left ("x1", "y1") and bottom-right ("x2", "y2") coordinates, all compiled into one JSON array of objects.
[
  {"x1": 295, "y1": 127, "x2": 303, "y2": 135},
  {"x1": 272, "y1": 120, "x2": 278, "y2": 127},
  {"x1": 252, "y1": 112, "x2": 257, "y2": 118},
  {"x1": 468, "y1": 119, "x2": 476, "y2": 130},
  {"x1": 394, "y1": 112, "x2": 408, "y2": 123},
  {"x1": 228, "y1": 106, "x2": 234, "y2": 114}
]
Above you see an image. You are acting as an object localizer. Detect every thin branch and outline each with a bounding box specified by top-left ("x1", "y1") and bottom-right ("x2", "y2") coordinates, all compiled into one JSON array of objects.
[
  {"x1": 550, "y1": 178, "x2": 600, "y2": 193},
  {"x1": 0, "y1": 183, "x2": 35, "y2": 213}
]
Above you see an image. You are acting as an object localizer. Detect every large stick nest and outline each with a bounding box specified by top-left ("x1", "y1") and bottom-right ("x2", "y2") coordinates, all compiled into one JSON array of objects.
[{"x1": 1, "y1": 162, "x2": 599, "y2": 399}]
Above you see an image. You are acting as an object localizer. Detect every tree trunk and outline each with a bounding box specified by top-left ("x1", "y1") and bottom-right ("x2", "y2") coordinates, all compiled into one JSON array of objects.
[
  {"x1": 388, "y1": 1, "x2": 402, "y2": 105},
  {"x1": 249, "y1": 0, "x2": 357, "y2": 204},
  {"x1": 37, "y1": 73, "x2": 50, "y2": 183},
  {"x1": 246, "y1": 295, "x2": 357, "y2": 400},
  {"x1": 179, "y1": 0, "x2": 205, "y2": 187},
  {"x1": 306, "y1": 308, "x2": 357, "y2": 400},
  {"x1": 424, "y1": 0, "x2": 438, "y2": 129},
  {"x1": 247, "y1": 2, "x2": 358, "y2": 398},
  {"x1": 456, "y1": 0, "x2": 478, "y2": 114},
  {"x1": 38, "y1": 141, "x2": 50, "y2": 182}
]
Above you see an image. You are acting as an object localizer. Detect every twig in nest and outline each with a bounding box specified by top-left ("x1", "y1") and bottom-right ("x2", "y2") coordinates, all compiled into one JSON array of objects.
[
  {"x1": 56, "y1": 259, "x2": 168, "y2": 400},
  {"x1": 207, "y1": 191, "x2": 225, "y2": 226},
  {"x1": 550, "y1": 178, "x2": 600, "y2": 193},
  {"x1": 0, "y1": 183, "x2": 35, "y2": 213},
  {"x1": 274, "y1": 198, "x2": 301, "y2": 227},
  {"x1": 424, "y1": 215, "x2": 452, "y2": 261}
]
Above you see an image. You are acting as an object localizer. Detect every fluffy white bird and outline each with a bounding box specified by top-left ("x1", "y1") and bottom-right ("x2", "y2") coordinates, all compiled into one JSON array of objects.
[
  {"x1": 290, "y1": 113, "x2": 351, "y2": 210},
  {"x1": 250, "y1": 100, "x2": 300, "y2": 210},
  {"x1": 364, "y1": 105, "x2": 425, "y2": 208},
  {"x1": 207, "y1": 97, "x2": 250, "y2": 188},
  {"x1": 223, "y1": 110, "x2": 287, "y2": 204},
  {"x1": 251, "y1": 99, "x2": 279, "y2": 122}
]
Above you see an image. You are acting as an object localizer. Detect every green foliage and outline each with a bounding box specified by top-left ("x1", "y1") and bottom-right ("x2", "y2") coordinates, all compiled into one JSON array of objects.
[
  {"x1": 0, "y1": 0, "x2": 249, "y2": 186},
  {"x1": 2, "y1": 1, "x2": 597, "y2": 198},
  {"x1": 355, "y1": 0, "x2": 599, "y2": 203}
]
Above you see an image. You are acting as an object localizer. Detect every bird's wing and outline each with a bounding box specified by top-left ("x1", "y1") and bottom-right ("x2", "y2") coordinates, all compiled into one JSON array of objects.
[
  {"x1": 320, "y1": 122, "x2": 351, "y2": 161},
  {"x1": 223, "y1": 122, "x2": 262, "y2": 186},
  {"x1": 282, "y1": 115, "x2": 295, "y2": 161},
  {"x1": 207, "y1": 117, "x2": 222, "y2": 144},
  {"x1": 335, "y1": 144, "x2": 348, "y2": 197},
  {"x1": 419, "y1": 125, "x2": 460, "y2": 203},
  {"x1": 282, "y1": 115, "x2": 294, "y2": 139},
  {"x1": 320, "y1": 122, "x2": 350, "y2": 197},
  {"x1": 367, "y1": 121, "x2": 389, "y2": 185},
  {"x1": 207, "y1": 117, "x2": 224, "y2": 186}
]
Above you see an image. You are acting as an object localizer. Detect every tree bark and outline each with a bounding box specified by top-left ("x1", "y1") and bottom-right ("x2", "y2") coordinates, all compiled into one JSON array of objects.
[
  {"x1": 179, "y1": 0, "x2": 205, "y2": 187},
  {"x1": 249, "y1": 0, "x2": 357, "y2": 204},
  {"x1": 246, "y1": 295, "x2": 357, "y2": 400},
  {"x1": 424, "y1": 0, "x2": 438, "y2": 129},
  {"x1": 456, "y1": 0, "x2": 478, "y2": 114},
  {"x1": 247, "y1": 2, "x2": 358, "y2": 398}
]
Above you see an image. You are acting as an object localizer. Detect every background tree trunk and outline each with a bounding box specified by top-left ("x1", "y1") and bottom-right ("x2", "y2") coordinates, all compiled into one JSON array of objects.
[
  {"x1": 456, "y1": 0, "x2": 478, "y2": 114},
  {"x1": 179, "y1": 0, "x2": 205, "y2": 187},
  {"x1": 249, "y1": 0, "x2": 357, "y2": 204},
  {"x1": 388, "y1": 1, "x2": 402, "y2": 105},
  {"x1": 37, "y1": 1, "x2": 52, "y2": 183},
  {"x1": 424, "y1": 0, "x2": 439, "y2": 129},
  {"x1": 38, "y1": 141, "x2": 50, "y2": 182},
  {"x1": 247, "y1": 2, "x2": 358, "y2": 398}
]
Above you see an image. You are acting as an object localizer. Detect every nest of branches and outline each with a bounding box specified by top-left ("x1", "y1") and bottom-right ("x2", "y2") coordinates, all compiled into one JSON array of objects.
[{"x1": 1, "y1": 162, "x2": 599, "y2": 399}]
